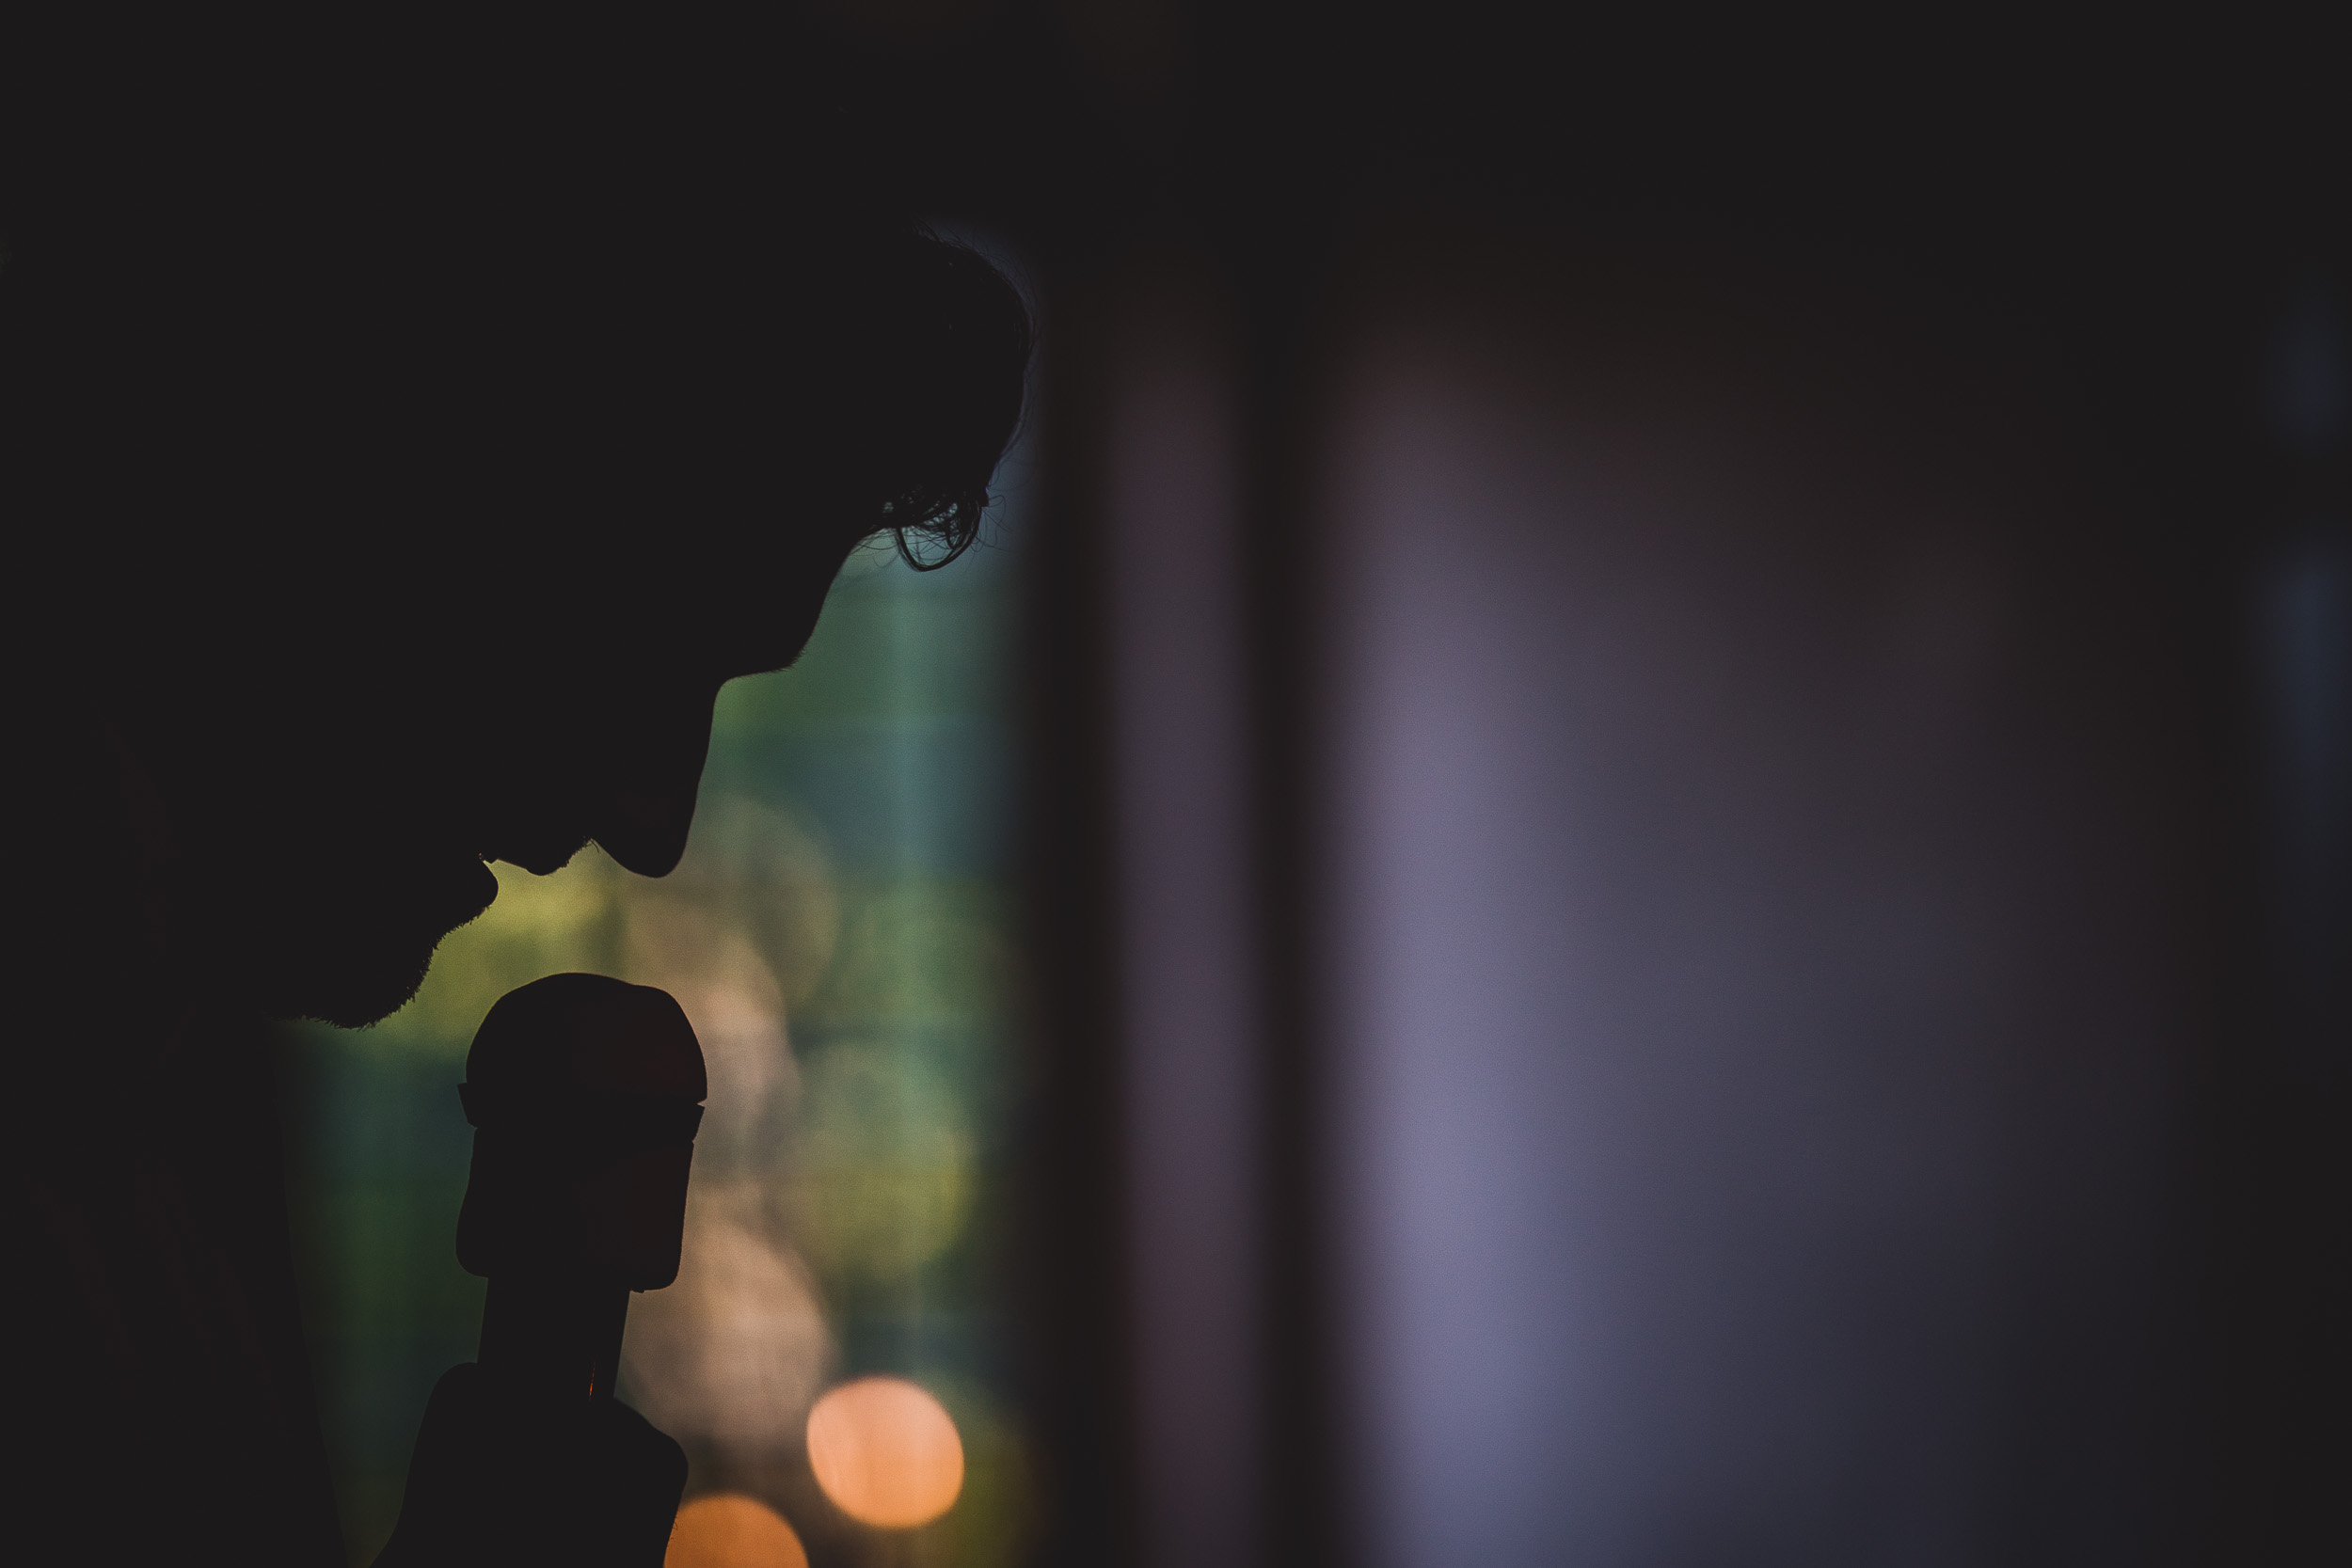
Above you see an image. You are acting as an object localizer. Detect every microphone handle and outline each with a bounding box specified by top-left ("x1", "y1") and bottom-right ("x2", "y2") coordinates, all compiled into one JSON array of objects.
[{"x1": 477, "y1": 1273, "x2": 630, "y2": 1402}]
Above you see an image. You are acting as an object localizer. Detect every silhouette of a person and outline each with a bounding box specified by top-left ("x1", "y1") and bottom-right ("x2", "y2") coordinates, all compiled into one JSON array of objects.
[{"x1": 3, "y1": 95, "x2": 1029, "y2": 1564}]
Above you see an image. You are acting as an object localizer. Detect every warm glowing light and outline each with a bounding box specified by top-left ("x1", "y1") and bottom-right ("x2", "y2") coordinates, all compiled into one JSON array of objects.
[
  {"x1": 805, "y1": 1376, "x2": 965, "y2": 1528},
  {"x1": 665, "y1": 1494, "x2": 808, "y2": 1568}
]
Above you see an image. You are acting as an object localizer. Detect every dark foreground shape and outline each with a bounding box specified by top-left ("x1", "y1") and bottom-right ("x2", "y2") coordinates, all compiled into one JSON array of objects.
[
  {"x1": 380, "y1": 1364, "x2": 690, "y2": 1568},
  {"x1": 378, "y1": 974, "x2": 707, "y2": 1566}
]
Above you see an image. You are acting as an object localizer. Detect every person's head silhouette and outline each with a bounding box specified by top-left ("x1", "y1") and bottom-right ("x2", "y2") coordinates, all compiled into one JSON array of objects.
[
  {"x1": 6, "y1": 132, "x2": 1031, "y2": 1031},
  {"x1": 0, "y1": 46, "x2": 1035, "y2": 1564}
]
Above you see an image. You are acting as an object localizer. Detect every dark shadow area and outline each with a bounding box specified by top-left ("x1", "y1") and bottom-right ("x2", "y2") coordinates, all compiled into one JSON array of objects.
[{"x1": 2, "y1": 27, "x2": 1030, "y2": 1561}]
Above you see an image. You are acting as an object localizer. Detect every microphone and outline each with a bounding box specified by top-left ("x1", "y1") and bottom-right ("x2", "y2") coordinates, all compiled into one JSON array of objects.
[{"x1": 455, "y1": 972, "x2": 707, "y2": 1403}]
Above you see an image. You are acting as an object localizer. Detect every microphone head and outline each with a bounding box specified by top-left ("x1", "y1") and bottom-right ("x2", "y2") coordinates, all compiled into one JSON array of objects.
[{"x1": 456, "y1": 973, "x2": 707, "y2": 1290}]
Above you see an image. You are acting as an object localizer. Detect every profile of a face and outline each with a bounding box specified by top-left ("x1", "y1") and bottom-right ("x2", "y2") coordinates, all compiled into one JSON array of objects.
[
  {"x1": 207, "y1": 524, "x2": 874, "y2": 1029},
  {"x1": 9, "y1": 157, "x2": 1029, "y2": 1033}
]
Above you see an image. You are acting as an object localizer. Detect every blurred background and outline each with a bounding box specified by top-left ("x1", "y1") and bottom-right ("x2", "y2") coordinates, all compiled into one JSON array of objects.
[
  {"x1": 281, "y1": 521, "x2": 1036, "y2": 1563},
  {"x1": 243, "y1": 5, "x2": 2348, "y2": 1565}
]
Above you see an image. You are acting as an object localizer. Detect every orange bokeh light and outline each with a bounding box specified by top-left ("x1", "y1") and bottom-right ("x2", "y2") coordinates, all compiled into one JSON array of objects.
[
  {"x1": 804, "y1": 1376, "x2": 966, "y2": 1528},
  {"x1": 665, "y1": 1494, "x2": 808, "y2": 1568}
]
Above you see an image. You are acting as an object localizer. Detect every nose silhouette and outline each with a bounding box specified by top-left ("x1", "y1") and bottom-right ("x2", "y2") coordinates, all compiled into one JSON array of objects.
[{"x1": 590, "y1": 680, "x2": 717, "y2": 878}]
